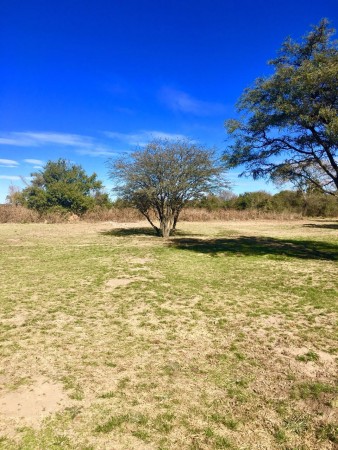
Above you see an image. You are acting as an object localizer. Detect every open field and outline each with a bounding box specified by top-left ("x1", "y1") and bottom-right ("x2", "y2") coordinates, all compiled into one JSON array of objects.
[{"x1": 0, "y1": 219, "x2": 337, "y2": 449}]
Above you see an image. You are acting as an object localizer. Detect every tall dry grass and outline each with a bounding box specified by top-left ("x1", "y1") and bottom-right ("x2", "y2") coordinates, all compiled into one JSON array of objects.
[
  {"x1": 0, "y1": 204, "x2": 304, "y2": 224},
  {"x1": 0, "y1": 205, "x2": 40, "y2": 223},
  {"x1": 82, "y1": 207, "x2": 143, "y2": 222},
  {"x1": 179, "y1": 208, "x2": 303, "y2": 221}
]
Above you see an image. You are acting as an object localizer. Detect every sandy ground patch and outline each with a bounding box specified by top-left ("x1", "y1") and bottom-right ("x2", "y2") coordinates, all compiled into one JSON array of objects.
[
  {"x1": 105, "y1": 277, "x2": 147, "y2": 289},
  {"x1": 0, "y1": 377, "x2": 69, "y2": 428}
]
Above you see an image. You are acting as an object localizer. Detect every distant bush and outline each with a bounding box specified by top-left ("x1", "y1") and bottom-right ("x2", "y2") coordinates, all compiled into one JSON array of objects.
[
  {"x1": 191, "y1": 190, "x2": 338, "y2": 218},
  {"x1": 232, "y1": 191, "x2": 273, "y2": 211}
]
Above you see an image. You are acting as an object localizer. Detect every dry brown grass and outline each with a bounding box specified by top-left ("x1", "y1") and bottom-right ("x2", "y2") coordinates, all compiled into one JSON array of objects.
[
  {"x1": 83, "y1": 207, "x2": 143, "y2": 222},
  {"x1": 0, "y1": 205, "x2": 40, "y2": 223},
  {"x1": 0, "y1": 204, "x2": 304, "y2": 224},
  {"x1": 179, "y1": 207, "x2": 302, "y2": 221}
]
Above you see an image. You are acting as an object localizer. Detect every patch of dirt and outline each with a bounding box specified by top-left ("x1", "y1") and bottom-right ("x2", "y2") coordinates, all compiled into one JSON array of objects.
[
  {"x1": 106, "y1": 278, "x2": 133, "y2": 288},
  {"x1": 128, "y1": 257, "x2": 153, "y2": 264},
  {"x1": 1, "y1": 313, "x2": 28, "y2": 328},
  {"x1": 0, "y1": 377, "x2": 69, "y2": 427},
  {"x1": 257, "y1": 315, "x2": 284, "y2": 328},
  {"x1": 276, "y1": 346, "x2": 337, "y2": 378},
  {"x1": 105, "y1": 277, "x2": 147, "y2": 290}
]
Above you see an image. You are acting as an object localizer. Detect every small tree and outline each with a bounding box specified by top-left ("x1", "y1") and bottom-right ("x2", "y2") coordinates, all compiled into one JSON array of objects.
[
  {"x1": 19, "y1": 159, "x2": 110, "y2": 214},
  {"x1": 224, "y1": 19, "x2": 338, "y2": 196},
  {"x1": 6, "y1": 185, "x2": 22, "y2": 206},
  {"x1": 107, "y1": 139, "x2": 227, "y2": 237}
]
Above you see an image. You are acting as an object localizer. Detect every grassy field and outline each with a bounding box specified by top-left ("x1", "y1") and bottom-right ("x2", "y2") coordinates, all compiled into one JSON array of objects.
[{"x1": 0, "y1": 219, "x2": 337, "y2": 450}]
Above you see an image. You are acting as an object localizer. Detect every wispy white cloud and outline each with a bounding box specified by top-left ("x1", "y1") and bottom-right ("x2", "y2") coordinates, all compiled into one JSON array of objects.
[
  {"x1": 159, "y1": 87, "x2": 227, "y2": 116},
  {"x1": 0, "y1": 131, "x2": 117, "y2": 157},
  {"x1": 23, "y1": 159, "x2": 45, "y2": 165},
  {"x1": 0, "y1": 129, "x2": 192, "y2": 158},
  {"x1": 104, "y1": 130, "x2": 190, "y2": 146},
  {"x1": 0, "y1": 175, "x2": 21, "y2": 180},
  {"x1": 0, "y1": 131, "x2": 94, "y2": 148},
  {"x1": 76, "y1": 146, "x2": 119, "y2": 157},
  {"x1": 0, "y1": 159, "x2": 19, "y2": 168}
]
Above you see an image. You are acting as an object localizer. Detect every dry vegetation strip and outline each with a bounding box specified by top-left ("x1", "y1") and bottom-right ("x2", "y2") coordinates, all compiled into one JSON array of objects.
[{"x1": 0, "y1": 220, "x2": 337, "y2": 449}]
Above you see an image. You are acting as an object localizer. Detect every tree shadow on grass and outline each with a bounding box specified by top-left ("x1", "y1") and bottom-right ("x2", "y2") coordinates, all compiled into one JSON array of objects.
[
  {"x1": 101, "y1": 227, "x2": 157, "y2": 237},
  {"x1": 100, "y1": 227, "x2": 196, "y2": 238},
  {"x1": 303, "y1": 222, "x2": 338, "y2": 230},
  {"x1": 168, "y1": 236, "x2": 338, "y2": 261}
]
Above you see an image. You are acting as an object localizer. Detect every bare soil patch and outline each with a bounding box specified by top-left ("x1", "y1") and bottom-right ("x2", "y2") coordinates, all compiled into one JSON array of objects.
[
  {"x1": 105, "y1": 277, "x2": 147, "y2": 290},
  {"x1": 0, "y1": 378, "x2": 69, "y2": 427}
]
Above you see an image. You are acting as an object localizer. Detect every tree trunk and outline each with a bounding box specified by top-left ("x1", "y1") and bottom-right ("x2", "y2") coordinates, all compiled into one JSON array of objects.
[
  {"x1": 172, "y1": 208, "x2": 181, "y2": 231},
  {"x1": 160, "y1": 215, "x2": 174, "y2": 238}
]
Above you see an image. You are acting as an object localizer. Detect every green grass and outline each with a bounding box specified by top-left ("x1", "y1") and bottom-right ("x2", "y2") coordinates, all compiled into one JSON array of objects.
[
  {"x1": 0, "y1": 219, "x2": 337, "y2": 449},
  {"x1": 291, "y1": 381, "x2": 337, "y2": 400},
  {"x1": 95, "y1": 414, "x2": 130, "y2": 433},
  {"x1": 295, "y1": 350, "x2": 319, "y2": 362}
]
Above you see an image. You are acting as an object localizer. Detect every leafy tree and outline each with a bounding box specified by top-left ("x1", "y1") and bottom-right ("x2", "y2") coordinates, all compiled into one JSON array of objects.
[
  {"x1": 19, "y1": 159, "x2": 110, "y2": 214},
  {"x1": 234, "y1": 191, "x2": 273, "y2": 211},
  {"x1": 190, "y1": 194, "x2": 227, "y2": 211},
  {"x1": 224, "y1": 19, "x2": 338, "y2": 196},
  {"x1": 107, "y1": 138, "x2": 227, "y2": 237}
]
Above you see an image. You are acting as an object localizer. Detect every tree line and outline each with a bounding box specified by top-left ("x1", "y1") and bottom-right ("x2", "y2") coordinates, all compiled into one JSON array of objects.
[{"x1": 189, "y1": 190, "x2": 338, "y2": 217}]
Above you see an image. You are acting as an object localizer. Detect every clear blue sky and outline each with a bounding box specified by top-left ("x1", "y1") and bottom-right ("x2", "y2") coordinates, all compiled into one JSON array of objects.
[{"x1": 1, "y1": 0, "x2": 337, "y2": 202}]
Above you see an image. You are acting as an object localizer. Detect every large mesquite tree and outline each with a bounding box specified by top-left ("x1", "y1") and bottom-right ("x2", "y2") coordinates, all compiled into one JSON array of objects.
[
  {"x1": 224, "y1": 19, "x2": 338, "y2": 196},
  {"x1": 107, "y1": 138, "x2": 227, "y2": 237}
]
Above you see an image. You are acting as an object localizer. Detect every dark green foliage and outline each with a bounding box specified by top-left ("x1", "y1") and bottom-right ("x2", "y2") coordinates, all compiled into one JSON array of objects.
[
  {"x1": 190, "y1": 189, "x2": 338, "y2": 216},
  {"x1": 233, "y1": 191, "x2": 273, "y2": 211},
  {"x1": 190, "y1": 194, "x2": 228, "y2": 211},
  {"x1": 224, "y1": 19, "x2": 338, "y2": 195},
  {"x1": 272, "y1": 190, "x2": 338, "y2": 216},
  {"x1": 18, "y1": 159, "x2": 111, "y2": 214}
]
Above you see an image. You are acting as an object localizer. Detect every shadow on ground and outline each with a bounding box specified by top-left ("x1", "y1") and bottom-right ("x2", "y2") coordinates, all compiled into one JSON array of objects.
[
  {"x1": 303, "y1": 222, "x2": 338, "y2": 230},
  {"x1": 168, "y1": 236, "x2": 338, "y2": 261},
  {"x1": 101, "y1": 227, "x2": 157, "y2": 237},
  {"x1": 101, "y1": 227, "x2": 195, "y2": 237}
]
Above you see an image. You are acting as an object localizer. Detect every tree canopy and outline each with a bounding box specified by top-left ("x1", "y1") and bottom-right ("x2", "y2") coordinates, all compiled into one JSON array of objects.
[
  {"x1": 107, "y1": 138, "x2": 227, "y2": 237},
  {"x1": 18, "y1": 159, "x2": 110, "y2": 214},
  {"x1": 224, "y1": 19, "x2": 338, "y2": 196}
]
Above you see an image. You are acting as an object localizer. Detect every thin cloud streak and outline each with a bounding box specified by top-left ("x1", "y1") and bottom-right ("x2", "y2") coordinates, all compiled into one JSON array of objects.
[
  {"x1": 0, "y1": 175, "x2": 21, "y2": 180},
  {"x1": 0, "y1": 159, "x2": 19, "y2": 167},
  {"x1": 24, "y1": 159, "x2": 45, "y2": 165},
  {"x1": 76, "y1": 147, "x2": 119, "y2": 157},
  {"x1": 0, "y1": 131, "x2": 116, "y2": 157},
  {"x1": 159, "y1": 87, "x2": 227, "y2": 116},
  {"x1": 0, "y1": 130, "x2": 194, "y2": 158},
  {"x1": 104, "y1": 130, "x2": 190, "y2": 146},
  {"x1": 0, "y1": 132, "x2": 94, "y2": 148}
]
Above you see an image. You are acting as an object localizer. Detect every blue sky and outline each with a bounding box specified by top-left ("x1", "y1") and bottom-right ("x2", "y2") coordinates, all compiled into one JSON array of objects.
[{"x1": 1, "y1": 0, "x2": 337, "y2": 202}]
